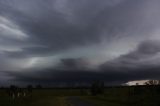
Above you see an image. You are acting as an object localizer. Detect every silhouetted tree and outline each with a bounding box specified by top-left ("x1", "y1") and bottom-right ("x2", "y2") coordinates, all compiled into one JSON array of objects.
[
  {"x1": 27, "y1": 85, "x2": 33, "y2": 93},
  {"x1": 8, "y1": 85, "x2": 18, "y2": 99},
  {"x1": 144, "y1": 80, "x2": 160, "y2": 85},
  {"x1": 90, "y1": 81, "x2": 104, "y2": 96},
  {"x1": 144, "y1": 80, "x2": 160, "y2": 95}
]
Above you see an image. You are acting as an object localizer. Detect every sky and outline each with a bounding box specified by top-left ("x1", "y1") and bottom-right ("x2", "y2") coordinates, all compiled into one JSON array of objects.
[{"x1": 0, "y1": 0, "x2": 160, "y2": 86}]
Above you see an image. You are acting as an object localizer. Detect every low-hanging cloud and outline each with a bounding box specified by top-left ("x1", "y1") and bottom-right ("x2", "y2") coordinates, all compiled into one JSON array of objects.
[{"x1": 6, "y1": 40, "x2": 160, "y2": 85}]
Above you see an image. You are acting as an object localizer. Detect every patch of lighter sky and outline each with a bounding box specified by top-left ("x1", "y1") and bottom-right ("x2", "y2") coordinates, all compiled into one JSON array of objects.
[
  {"x1": 149, "y1": 29, "x2": 160, "y2": 41},
  {"x1": 23, "y1": 56, "x2": 61, "y2": 70},
  {"x1": 21, "y1": 37, "x2": 139, "y2": 70},
  {"x1": 126, "y1": 80, "x2": 149, "y2": 86},
  {"x1": 0, "y1": 46, "x2": 22, "y2": 52},
  {"x1": 0, "y1": 16, "x2": 28, "y2": 40},
  {"x1": 24, "y1": 44, "x2": 135, "y2": 70}
]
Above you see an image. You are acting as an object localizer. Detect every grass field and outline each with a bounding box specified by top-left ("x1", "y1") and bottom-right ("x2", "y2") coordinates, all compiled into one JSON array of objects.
[
  {"x1": 80, "y1": 87, "x2": 160, "y2": 106},
  {"x1": 0, "y1": 86, "x2": 160, "y2": 106}
]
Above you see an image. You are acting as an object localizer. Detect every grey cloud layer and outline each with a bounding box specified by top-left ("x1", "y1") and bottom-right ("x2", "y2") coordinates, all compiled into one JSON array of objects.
[
  {"x1": 6, "y1": 40, "x2": 160, "y2": 85},
  {"x1": 0, "y1": 0, "x2": 160, "y2": 85}
]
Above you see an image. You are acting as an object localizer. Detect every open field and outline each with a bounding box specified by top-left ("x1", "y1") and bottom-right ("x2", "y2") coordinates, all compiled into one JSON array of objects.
[{"x1": 0, "y1": 86, "x2": 160, "y2": 106}]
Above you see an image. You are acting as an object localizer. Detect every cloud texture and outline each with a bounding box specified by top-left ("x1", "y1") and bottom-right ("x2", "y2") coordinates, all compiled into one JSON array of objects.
[{"x1": 0, "y1": 0, "x2": 160, "y2": 85}]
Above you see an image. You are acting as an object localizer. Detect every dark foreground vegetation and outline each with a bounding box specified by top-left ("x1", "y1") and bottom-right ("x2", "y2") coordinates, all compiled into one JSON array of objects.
[{"x1": 0, "y1": 83, "x2": 160, "y2": 106}]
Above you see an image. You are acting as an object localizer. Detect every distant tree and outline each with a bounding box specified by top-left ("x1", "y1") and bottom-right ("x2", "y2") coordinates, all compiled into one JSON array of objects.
[
  {"x1": 27, "y1": 85, "x2": 33, "y2": 92},
  {"x1": 144, "y1": 80, "x2": 160, "y2": 85},
  {"x1": 90, "y1": 81, "x2": 104, "y2": 96},
  {"x1": 10, "y1": 85, "x2": 17, "y2": 93},
  {"x1": 144, "y1": 80, "x2": 160, "y2": 94},
  {"x1": 91, "y1": 81, "x2": 98, "y2": 96},
  {"x1": 8, "y1": 85, "x2": 18, "y2": 99},
  {"x1": 99, "y1": 81, "x2": 105, "y2": 94}
]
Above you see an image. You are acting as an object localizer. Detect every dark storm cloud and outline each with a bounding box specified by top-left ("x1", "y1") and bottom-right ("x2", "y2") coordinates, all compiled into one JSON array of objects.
[
  {"x1": 100, "y1": 40, "x2": 160, "y2": 81},
  {"x1": 0, "y1": 0, "x2": 106, "y2": 51},
  {"x1": 102, "y1": 40, "x2": 160, "y2": 68},
  {"x1": 0, "y1": 0, "x2": 159, "y2": 58},
  {"x1": 57, "y1": 58, "x2": 90, "y2": 70},
  {"x1": 0, "y1": 0, "x2": 155, "y2": 57},
  {"x1": 1, "y1": 0, "x2": 160, "y2": 85},
  {"x1": 7, "y1": 70, "x2": 132, "y2": 85},
  {"x1": 3, "y1": 58, "x2": 128, "y2": 85},
  {"x1": 6, "y1": 65, "x2": 160, "y2": 86},
  {"x1": 7, "y1": 40, "x2": 160, "y2": 85}
]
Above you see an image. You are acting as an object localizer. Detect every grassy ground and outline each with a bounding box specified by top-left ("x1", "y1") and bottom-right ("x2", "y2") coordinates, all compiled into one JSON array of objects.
[
  {"x1": 0, "y1": 87, "x2": 160, "y2": 106},
  {"x1": 0, "y1": 95, "x2": 71, "y2": 106},
  {"x1": 80, "y1": 94, "x2": 160, "y2": 106},
  {"x1": 0, "y1": 89, "x2": 72, "y2": 106},
  {"x1": 79, "y1": 87, "x2": 160, "y2": 106}
]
